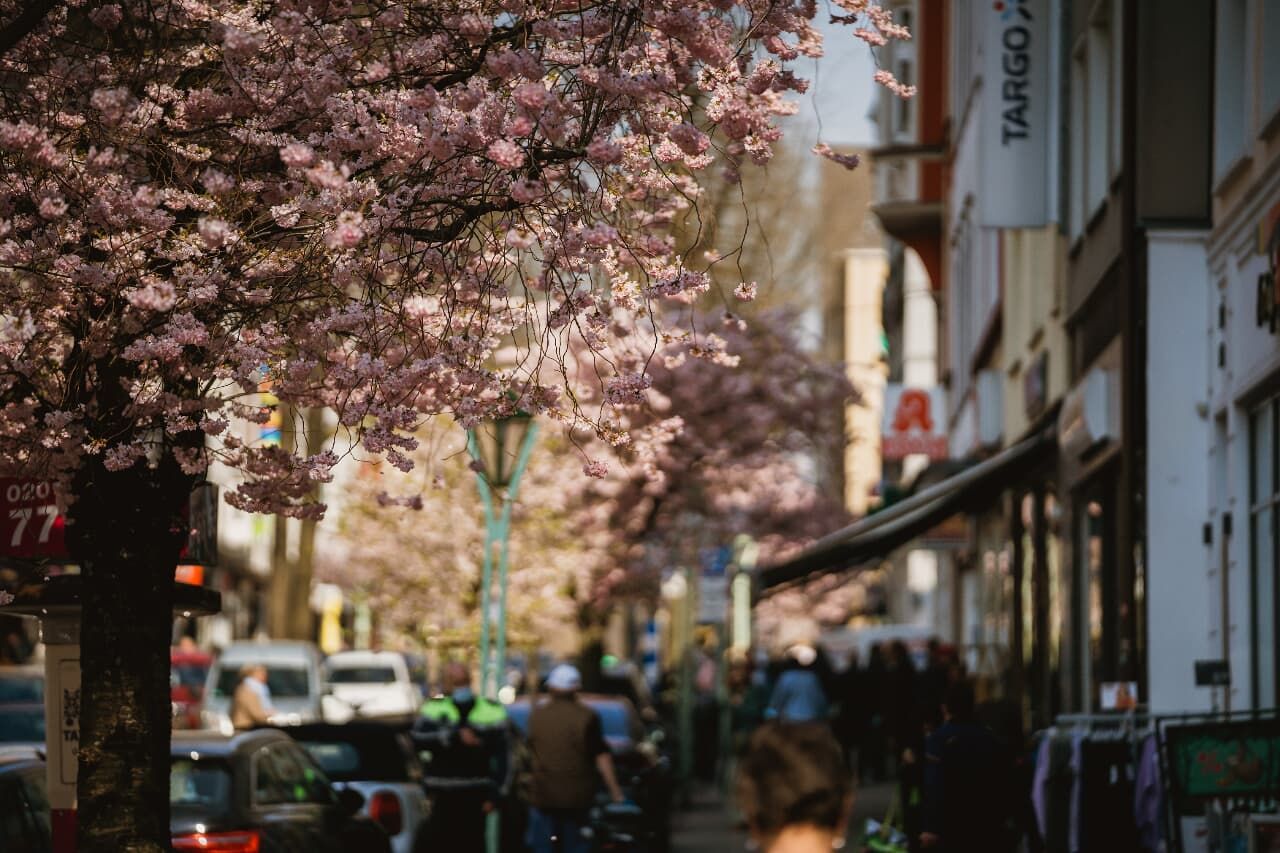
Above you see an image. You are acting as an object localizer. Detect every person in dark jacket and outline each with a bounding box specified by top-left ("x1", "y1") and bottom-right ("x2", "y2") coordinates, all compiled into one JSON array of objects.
[
  {"x1": 920, "y1": 680, "x2": 1016, "y2": 852},
  {"x1": 525, "y1": 664, "x2": 625, "y2": 853},
  {"x1": 413, "y1": 662, "x2": 511, "y2": 850}
]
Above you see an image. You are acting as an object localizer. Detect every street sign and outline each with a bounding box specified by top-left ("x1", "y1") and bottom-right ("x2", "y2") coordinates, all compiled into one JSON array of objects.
[
  {"x1": 1194, "y1": 659, "x2": 1231, "y2": 686},
  {"x1": 697, "y1": 546, "x2": 731, "y2": 624},
  {"x1": 0, "y1": 479, "x2": 218, "y2": 565},
  {"x1": 0, "y1": 479, "x2": 64, "y2": 558}
]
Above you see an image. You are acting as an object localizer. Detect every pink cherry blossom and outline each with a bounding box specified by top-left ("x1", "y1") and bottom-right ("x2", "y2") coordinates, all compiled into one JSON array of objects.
[{"x1": 487, "y1": 139, "x2": 526, "y2": 169}]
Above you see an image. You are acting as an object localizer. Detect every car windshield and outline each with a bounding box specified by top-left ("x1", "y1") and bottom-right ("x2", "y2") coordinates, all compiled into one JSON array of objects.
[
  {"x1": 214, "y1": 665, "x2": 311, "y2": 698},
  {"x1": 0, "y1": 675, "x2": 41, "y2": 703},
  {"x1": 327, "y1": 666, "x2": 396, "y2": 685},
  {"x1": 170, "y1": 758, "x2": 232, "y2": 816},
  {"x1": 298, "y1": 732, "x2": 414, "y2": 783},
  {"x1": 0, "y1": 706, "x2": 44, "y2": 742}
]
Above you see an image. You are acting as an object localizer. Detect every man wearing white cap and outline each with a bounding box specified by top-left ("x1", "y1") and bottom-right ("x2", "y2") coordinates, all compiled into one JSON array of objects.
[{"x1": 525, "y1": 664, "x2": 625, "y2": 853}]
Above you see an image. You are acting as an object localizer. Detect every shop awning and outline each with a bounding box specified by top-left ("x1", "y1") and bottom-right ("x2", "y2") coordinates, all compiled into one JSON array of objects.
[{"x1": 758, "y1": 424, "x2": 1057, "y2": 592}]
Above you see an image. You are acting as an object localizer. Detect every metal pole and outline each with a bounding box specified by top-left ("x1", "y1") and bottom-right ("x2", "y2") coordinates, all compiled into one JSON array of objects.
[
  {"x1": 467, "y1": 430, "x2": 499, "y2": 698},
  {"x1": 493, "y1": 422, "x2": 538, "y2": 702}
]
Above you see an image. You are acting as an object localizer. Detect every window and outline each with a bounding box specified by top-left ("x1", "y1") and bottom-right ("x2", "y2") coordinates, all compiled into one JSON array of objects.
[
  {"x1": 1086, "y1": 3, "x2": 1112, "y2": 213},
  {"x1": 253, "y1": 748, "x2": 290, "y2": 805},
  {"x1": 1214, "y1": 0, "x2": 1248, "y2": 179},
  {"x1": 1109, "y1": 0, "x2": 1124, "y2": 176},
  {"x1": 892, "y1": 6, "x2": 915, "y2": 140},
  {"x1": 0, "y1": 778, "x2": 42, "y2": 853},
  {"x1": 1249, "y1": 398, "x2": 1279, "y2": 709},
  {"x1": 327, "y1": 666, "x2": 397, "y2": 685},
  {"x1": 215, "y1": 664, "x2": 311, "y2": 699}
]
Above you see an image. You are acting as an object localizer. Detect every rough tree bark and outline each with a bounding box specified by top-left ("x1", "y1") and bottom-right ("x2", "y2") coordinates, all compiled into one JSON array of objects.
[
  {"x1": 62, "y1": 352, "x2": 196, "y2": 851},
  {"x1": 67, "y1": 454, "x2": 191, "y2": 851}
]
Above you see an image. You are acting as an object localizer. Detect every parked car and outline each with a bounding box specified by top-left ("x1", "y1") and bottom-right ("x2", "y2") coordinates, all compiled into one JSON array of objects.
[
  {"x1": 172, "y1": 647, "x2": 213, "y2": 730},
  {"x1": 202, "y1": 641, "x2": 342, "y2": 733},
  {"x1": 0, "y1": 749, "x2": 49, "y2": 851},
  {"x1": 506, "y1": 695, "x2": 672, "y2": 851},
  {"x1": 280, "y1": 722, "x2": 430, "y2": 853},
  {"x1": 323, "y1": 651, "x2": 423, "y2": 720},
  {"x1": 170, "y1": 729, "x2": 391, "y2": 853},
  {"x1": 0, "y1": 702, "x2": 44, "y2": 746},
  {"x1": 0, "y1": 665, "x2": 42, "y2": 704},
  {"x1": 0, "y1": 665, "x2": 44, "y2": 748}
]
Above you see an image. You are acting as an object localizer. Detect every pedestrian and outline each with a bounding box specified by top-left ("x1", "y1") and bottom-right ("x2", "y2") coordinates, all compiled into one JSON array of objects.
[
  {"x1": 861, "y1": 644, "x2": 888, "y2": 783},
  {"x1": 524, "y1": 664, "x2": 625, "y2": 853},
  {"x1": 736, "y1": 722, "x2": 853, "y2": 853},
  {"x1": 919, "y1": 679, "x2": 1017, "y2": 852},
  {"x1": 230, "y1": 663, "x2": 274, "y2": 730},
  {"x1": 765, "y1": 644, "x2": 830, "y2": 723},
  {"x1": 835, "y1": 650, "x2": 868, "y2": 776},
  {"x1": 413, "y1": 661, "x2": 511, "y2": 851}
]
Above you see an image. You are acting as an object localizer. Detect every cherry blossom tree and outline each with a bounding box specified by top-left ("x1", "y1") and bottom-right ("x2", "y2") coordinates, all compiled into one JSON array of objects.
[
  {"x1": 315, "y1": 426, "x2": 601, "y2": 659},
  {"x1": 0, "y1": 0, "x2": 908, "y2": 846},
  {"x1": 574, "y1": 308, "x2": 856, "y2": 602}
]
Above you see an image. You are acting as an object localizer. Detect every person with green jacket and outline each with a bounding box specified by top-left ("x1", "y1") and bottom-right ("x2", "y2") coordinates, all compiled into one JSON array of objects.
[{"x1": 412, "y1": 662, "x2": 512, "y2": 850}]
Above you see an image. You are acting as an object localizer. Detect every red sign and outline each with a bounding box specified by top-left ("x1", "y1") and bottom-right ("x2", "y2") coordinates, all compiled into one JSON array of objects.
[
  {"x1": 0, "y1": 479, "x2": 217, "y2": 564},
  {"x1": 882, "y1": 385, "x2": 949, "y2": 461},
  {"x1": 0, "y1": 479, "x2": 67, "y2": 559}
]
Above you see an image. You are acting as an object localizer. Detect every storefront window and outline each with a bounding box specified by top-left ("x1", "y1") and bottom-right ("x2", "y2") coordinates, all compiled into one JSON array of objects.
[
  {"x1": 1249, "y1": 399, "x2": 1278, "y2": 709},
  {"x1": 1046, "y1": 494, "x2": 1064, "y2": 713},
  {"x1": 1076, "y1": 476, "x2": 1123, "y2": 711}
]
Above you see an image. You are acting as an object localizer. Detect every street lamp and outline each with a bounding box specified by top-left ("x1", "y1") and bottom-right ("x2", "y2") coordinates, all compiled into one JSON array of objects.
[{"x1": 467, "y1": 406, "x2": 538, "y2": 700}]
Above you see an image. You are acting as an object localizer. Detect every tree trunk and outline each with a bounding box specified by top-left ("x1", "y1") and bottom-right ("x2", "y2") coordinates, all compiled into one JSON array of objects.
[{"x1": 67, "y1": 455, "x2": 190, "y2": 852}]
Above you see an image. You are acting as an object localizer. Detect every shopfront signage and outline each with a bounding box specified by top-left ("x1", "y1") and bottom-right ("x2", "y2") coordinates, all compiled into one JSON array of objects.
[
  {"x1": 979, "y1": 0, "x2": 1051, "y2": 227},
  {"x1": 1194, "y1": 659, "x2": 1231, "y2": 686},
  {"x1": 882, "y1": 385, "x2": 948, "y2": 461}
]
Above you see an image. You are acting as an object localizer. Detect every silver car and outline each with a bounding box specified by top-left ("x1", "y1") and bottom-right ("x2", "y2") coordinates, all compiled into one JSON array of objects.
[{"x1": 201, "y1": 641, "x2": 342, "y2": 733}]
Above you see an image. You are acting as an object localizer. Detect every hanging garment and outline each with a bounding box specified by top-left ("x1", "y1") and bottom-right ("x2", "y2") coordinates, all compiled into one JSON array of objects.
[
  {"x1": 1133, "y1": 733, "x2": 1164, "y2": 852},
  {"x1": 1031, "y1": 733, "x2": 1052, "y2": 840},
  {"x1": 1040, "y1": 734, "x2": 1076, "y2": 853},
  {"x1": 1078, "y1": 738, "x2": 1142, "y2": 853}
]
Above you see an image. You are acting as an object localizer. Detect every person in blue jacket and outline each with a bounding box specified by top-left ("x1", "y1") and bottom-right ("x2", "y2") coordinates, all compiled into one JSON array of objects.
[{"x1": 765, "y1": 644, "x2": 830, "y2": 723}]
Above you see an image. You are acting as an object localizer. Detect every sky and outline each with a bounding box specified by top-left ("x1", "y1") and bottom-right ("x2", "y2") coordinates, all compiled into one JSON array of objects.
[{"x1": 793, "y1": 15, "x2": 882, "y2": 148}]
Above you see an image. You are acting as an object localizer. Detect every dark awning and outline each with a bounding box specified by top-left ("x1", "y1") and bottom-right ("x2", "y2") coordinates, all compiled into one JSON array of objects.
[{"x1": 758, "y1": 424, "x2": 1057, "y2": 592}]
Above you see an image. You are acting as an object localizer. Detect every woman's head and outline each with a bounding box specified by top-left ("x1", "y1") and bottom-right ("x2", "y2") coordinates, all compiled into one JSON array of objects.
[{"x1": 736, "y1": 723, "x2": 852, "y2": 846}]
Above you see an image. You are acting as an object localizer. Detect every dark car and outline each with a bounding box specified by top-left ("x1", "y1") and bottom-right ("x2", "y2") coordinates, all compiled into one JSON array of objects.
[
  {"x1": 279, "y1": 723, "x2": 431, "y2": 853},
  {"x1": 506, "y1": 695, "x2": 672, "y2": 851},
  {"x1": 0, "y1": 750, "x2": 50, "y2": 852},
  {"x1": 170, "y1": 729, "x2": 392, "y2": 853}
]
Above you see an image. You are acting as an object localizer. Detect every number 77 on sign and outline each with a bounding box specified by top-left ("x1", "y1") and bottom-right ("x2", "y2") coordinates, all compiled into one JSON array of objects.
[{"x1": 0, "y1": 479, "x2": 67, "y2": 559}]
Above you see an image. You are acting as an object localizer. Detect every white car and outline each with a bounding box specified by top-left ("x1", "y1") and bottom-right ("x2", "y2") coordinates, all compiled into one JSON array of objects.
[{"x1": 324, "y1": 651, "x2": 423, "y2": 720}]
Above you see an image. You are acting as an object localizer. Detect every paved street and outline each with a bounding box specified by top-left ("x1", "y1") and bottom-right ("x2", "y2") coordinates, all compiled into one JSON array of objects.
[{"x1": 672, "y1": 781, "x2": 897, "y2": 852}]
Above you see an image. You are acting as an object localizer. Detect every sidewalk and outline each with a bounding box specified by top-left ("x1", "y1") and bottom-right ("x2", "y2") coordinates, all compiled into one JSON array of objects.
[{"x1": 671, "y1": 781, "x2": 897, "y2": 852}]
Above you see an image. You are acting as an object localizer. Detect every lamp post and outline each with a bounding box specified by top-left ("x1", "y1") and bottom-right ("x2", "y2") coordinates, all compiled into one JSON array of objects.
[{"x1": 467, "y1": 407, "x2": 538, "y2": 700}]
